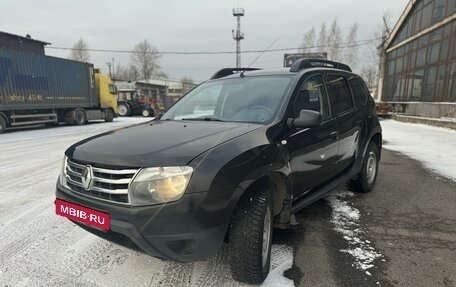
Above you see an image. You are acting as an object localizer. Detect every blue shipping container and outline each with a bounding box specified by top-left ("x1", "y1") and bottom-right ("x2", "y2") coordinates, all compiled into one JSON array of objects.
[{"x1": 0, "y1": 48, "x2": 97, "y2": 110}]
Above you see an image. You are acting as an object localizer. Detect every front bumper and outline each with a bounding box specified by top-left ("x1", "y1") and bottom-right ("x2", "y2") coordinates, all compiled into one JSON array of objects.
[{"x1": 55, "y1": 183, "x2": 236, "y2": 262}]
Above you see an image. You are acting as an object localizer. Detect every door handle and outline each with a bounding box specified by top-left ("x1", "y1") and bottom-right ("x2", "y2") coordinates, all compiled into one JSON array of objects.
[{"x1": 329, "y1": 131, "x2": 339, "y2": 138}]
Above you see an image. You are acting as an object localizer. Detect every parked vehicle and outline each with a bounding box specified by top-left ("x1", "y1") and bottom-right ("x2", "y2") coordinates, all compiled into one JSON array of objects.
[
  {"x1": 55, "y1": 59, "x2": 382, "y2": 284},
  {"x1": 117, "y1": 89, "x2": 155, "y2": 117},
  {"x1": 0, "y1": 48, "x2": 117, "y2": 133}
]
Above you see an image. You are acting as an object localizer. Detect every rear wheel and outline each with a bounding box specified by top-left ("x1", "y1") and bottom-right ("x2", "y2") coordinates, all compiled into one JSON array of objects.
[
  {"x1": 74, "y1": 109, "x2": 87, "y2": 125},
  {"x1": 117, "y1": 104, "x2": 130, "y2": 117},
  {"x1": 229, "y1": 185, "x2": 273, "y2": 284},
  {"x1": 105, "y1": 109, "x2": 114, "y2": 122},
  {"x1": 348, "y1": 142, "x2": 379, "y2": 192},
  {"x1": 0, "y1": 116, "x2": 6, "y2": 134}
]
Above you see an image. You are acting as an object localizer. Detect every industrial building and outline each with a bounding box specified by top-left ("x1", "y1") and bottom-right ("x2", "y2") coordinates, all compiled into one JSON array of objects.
[
  {"x1": 0, "y1": 31, "x2": 49, "y2": 55},
  {"x1": 378, "y1": 0, "x2": 456, "y2": 118}
]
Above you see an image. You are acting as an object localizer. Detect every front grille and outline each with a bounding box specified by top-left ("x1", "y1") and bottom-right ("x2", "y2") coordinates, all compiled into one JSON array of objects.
[{"x1": 64, "y1": 158, "x2": 139, "y2": 204}]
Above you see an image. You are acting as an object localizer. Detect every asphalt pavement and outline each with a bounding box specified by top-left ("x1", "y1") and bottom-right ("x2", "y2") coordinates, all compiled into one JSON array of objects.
[{"x1": 285, "y1": 149, "x2": 456, "y2": 287}]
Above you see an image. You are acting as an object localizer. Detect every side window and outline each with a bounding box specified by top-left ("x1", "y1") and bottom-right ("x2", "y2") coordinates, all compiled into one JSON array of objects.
[
  {"x1": 293, "y1": 75, "x2": 331, "y2": 121},
  {"x1": 328, "y1": 74, "x2": 354, "y2": 115},
  {"x1": 348, "y1": 76, "x2": 369, "y2": 106}
]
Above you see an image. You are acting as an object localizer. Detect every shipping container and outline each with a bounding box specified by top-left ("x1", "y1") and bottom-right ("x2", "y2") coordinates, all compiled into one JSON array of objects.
[{"x1": 0, "y1": 48, "x2": 118, "y2": 133}]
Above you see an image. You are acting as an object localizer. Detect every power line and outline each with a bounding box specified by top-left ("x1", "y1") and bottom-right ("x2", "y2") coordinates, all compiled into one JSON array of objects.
[{"x1": 45, "y1": 38, "x2": 382, "y2": 55}]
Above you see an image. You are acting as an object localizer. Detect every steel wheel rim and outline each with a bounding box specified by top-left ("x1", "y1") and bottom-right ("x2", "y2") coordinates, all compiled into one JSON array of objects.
[
  {"x1": 118, "y1": 105, "x2": 127, "y2": 116},
  {"x1": 142, "y1": 110, "x2": 149, "y2": 117},
  {"x1": 262, "y1": 206, "x2": 271, "y2": 267},
  {"x1": 366, "y1": 151, "x2": 377, "y2": 184}
]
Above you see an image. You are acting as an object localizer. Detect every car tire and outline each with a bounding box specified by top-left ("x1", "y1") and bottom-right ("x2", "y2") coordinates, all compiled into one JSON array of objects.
[
  {"x1": 74, "y1": 109, "x2": 87, "y2": 125},
  {"x1": 348, "y1": 142, "x2": 379, "y2": 193},
  {"x1": 105, "y1": 109, "x2": 114, "y2": 122},
  {"x1": 141, "y1": 109, "x2": 150, "y2": 117},
  {"x1": 117, "y1": 104, "x2": 130, "y2": 117},
  {"x1": 0, "y1": 116, "x2": 6, "y2": 134},
  {"x1": 229, "y1": 185, "x2": 273, "y2": 284}
]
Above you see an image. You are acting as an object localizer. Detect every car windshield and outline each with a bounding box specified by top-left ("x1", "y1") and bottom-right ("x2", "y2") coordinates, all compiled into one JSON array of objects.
[{"x1": 161, "y1": 75, "x2": 293, "y2": 124}]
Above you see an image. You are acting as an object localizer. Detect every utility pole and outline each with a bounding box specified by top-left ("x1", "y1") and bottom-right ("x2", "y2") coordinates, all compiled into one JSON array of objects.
[
  {"x1": 232, "y1": 8, "x2": 244, "y2": 68},
  {"x1": 106, "y1": 61, "x2": 112, "y2": 78}
]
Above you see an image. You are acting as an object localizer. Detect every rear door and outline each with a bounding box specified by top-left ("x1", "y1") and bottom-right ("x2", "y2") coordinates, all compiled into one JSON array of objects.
[
  {"x1": 286, "y1": 73, "x2": 339, "y2": 199},
  {"x1": 326, "y1": 73, "x2": 364, "y2": 173}
]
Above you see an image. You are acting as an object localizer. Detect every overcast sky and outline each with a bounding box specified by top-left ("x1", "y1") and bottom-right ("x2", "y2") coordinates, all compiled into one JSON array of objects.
[{"x1": 4, "y1": 0, "x2": 408, "y2": 82}]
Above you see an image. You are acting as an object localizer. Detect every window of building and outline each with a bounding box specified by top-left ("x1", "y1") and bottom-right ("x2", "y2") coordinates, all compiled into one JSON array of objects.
[
  {"x1": 448, "y1": 62, "x2": 456, "y2": 102},
  {"x1": 430, "y1": 27, "x2": 444, "y2": 42},
  {"x1": 427, "y1": 42, "x2": 440, "y2": 64},
  {"x1": 327, "y1": 75, "x2": 354, "y2": 115},
  {"x1": 416, "y1": 48, "x2": 427, "y2": 67},
  {"x1": 387, "y1": 60, "x2": 395, "y2": 76},
  {"x1": 447, "y1": 0, "x2": 455, "y2": 17},
  {"x1": 433, "y1": 0, "x2": 447, "y2": 24},
  {"x1": 440, "y1": 38, "x2": 450, "y2": 61},
  {"x1": 423, "y1": 66, "x2": 438, "y2": 101},
  {"x1": 411, "y1": 70, "x2": 424, "y2": 101},
  {"x1": 421, "y1": 3, "x2": 433, "y2": 30},
  {"x1": 414, "y1": 9, "x2": 423, "y2": 35},
  {"x1": 443, "y1": 22, "x2": 452, "y2": 37},
  {"x1": 435, "y1": 64, "x2": 447, "y2": 101},
  {"x1": 396, "y1": 57, "x2": 404, "y2": 74}
]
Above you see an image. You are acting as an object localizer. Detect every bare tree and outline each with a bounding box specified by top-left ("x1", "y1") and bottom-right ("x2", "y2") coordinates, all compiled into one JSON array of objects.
[
  {"x1": 130, "y1": 40, "x2": 166, "y2": 81},
  {"x1": 360, "y1": 66, "x2": 377, "y2": 89},
  {"x1": 300, "y1": 27, "x2": 316, "y2": 53},
  {"x1": 68, "y1": 38, "x2": 90, "y2": 62},
  {"x1": 318, "y1": 23, "x2": 328, "y2": 52},
  {"x1": 180, "y1": 77, "x2": 196, "y2": 93},
  {"x1": 327, "y1": 19, "x2": 343, "y2": 61},
  {"x1": 344, "y1": 23, "x2": 359, "y2": 68}
]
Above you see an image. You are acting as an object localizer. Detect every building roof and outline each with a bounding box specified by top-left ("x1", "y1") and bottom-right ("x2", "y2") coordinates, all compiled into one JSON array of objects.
[
  {"x1": 384, "y1": 0, "x2": 418, "y2": 49},
  {"x1": 0, "y1": 31, "x2": 50, "y2": 46}
]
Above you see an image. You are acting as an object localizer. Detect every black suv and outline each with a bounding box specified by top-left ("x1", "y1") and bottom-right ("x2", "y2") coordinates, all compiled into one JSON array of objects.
[{"x1": 55, "y1": 59, "x2": 382, "y2": 284}]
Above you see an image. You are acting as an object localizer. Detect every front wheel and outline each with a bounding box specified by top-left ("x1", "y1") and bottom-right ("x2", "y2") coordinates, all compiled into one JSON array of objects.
[
  {"x1": 141, "y1": 109, "x2": 150, "y2": 117},
  {"x1": 348, "y1": 142, "x2": 379, "y2": 193},
  {"x1": 229, "y1": 186, "x2": 273, "y2": 284}
]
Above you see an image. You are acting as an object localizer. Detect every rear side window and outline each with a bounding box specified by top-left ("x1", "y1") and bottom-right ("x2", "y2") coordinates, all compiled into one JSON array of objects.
[
  {"x1": 327, "y1": 75, "x2": 354, "y2": 115},
  {"x1": 348, "y1": 76, "x2": 369, "y2": 106}
]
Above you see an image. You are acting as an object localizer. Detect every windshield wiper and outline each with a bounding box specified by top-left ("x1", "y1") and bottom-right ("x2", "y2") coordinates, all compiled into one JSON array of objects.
[{"x1": 181, "y1": 116, "x2": 226, "y2": 122}]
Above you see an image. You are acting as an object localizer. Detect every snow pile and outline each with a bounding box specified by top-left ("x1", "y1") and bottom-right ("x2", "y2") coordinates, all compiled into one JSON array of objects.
[
  {"x1": 382, "y1": 119, "x2": 456, "y2": 181},
  {"x1": 328, "y1": 191, "x2": 383, "y2": 274}
]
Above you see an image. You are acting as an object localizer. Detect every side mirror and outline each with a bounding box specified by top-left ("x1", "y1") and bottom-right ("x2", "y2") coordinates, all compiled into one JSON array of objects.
[{"x1": 288, "y1": 109, "x2": 322, "y2": 128}]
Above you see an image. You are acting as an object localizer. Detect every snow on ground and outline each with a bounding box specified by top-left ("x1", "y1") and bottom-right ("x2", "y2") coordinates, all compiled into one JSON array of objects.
[
  {"x1": 327, "y1": 190, "x2": 383, "y2": 275},
  {"x1": 381, "y1": 119, "x2": 456, "y2": 181},
  {"x1": 326, "y1": 119, "x2": 456, "y2": 279},
  {"x1": 0, "y1": 117, "x2": 294, "y2": 287}
]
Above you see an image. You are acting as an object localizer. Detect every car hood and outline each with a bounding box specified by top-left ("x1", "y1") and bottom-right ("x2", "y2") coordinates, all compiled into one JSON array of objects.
[{"x1": 66, "y1": 120, "x2": 262, "y2": 167}]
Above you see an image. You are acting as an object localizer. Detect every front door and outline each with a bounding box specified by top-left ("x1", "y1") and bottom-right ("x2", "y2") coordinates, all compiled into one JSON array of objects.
[{"x1": 286, "y1": 74, "x2": 339, "y2": 199}]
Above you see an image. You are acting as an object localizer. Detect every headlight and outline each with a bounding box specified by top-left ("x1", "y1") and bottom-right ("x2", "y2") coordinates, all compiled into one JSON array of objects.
[
  {"x1": 59, "y1": 156, "x2": 68, "y2": 188},
  {"x1": 129, "y1": 166, "x2": 193, "y2": 206}
]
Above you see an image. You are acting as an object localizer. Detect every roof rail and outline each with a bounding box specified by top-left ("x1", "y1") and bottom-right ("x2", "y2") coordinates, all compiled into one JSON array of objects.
[
  {"x1": 289, "y1": 58, "x2": 352, "y2": 73},
  {"x1": 210, "y1": 68, "x2": 261, "y2": 79}
]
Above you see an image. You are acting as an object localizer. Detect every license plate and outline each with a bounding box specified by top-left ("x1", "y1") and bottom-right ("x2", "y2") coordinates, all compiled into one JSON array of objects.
[{"x1": 55, "y1": 199, "x2": 110, "y2": 231}]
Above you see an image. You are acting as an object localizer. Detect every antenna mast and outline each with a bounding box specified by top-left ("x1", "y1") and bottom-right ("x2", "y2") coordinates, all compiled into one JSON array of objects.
[{"x1": 232, "y1": 8, "x2": 245, "y2": 68}]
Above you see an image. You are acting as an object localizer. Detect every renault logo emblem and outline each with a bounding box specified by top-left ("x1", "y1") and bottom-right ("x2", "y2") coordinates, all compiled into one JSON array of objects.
[{"x1": 81, "y1": 165, "x2": 93, "y2": 191}]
